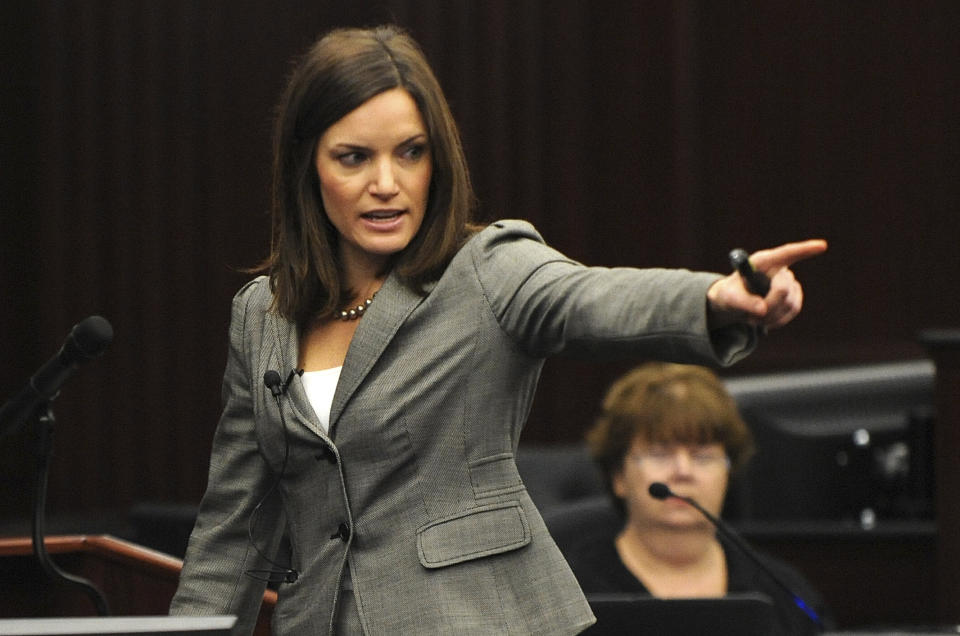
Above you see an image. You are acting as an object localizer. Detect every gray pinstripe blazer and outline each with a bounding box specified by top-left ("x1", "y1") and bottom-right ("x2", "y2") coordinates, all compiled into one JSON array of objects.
[{"x1": 170, "y1": 220, "x2": 757, "y2": 635}]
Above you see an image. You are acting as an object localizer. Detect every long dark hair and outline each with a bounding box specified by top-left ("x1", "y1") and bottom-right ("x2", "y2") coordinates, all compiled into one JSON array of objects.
[{"x1": 259, "y1": 25, "x2": 479, "y2": 324}]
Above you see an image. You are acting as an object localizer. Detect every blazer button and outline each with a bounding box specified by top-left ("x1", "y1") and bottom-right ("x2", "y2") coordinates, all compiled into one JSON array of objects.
[
  {"x1": 330, "y1": 522, "x2": 350, "y2": 542},
  {"x1": 315, "y1": 446, "x2": 337, "y2": 464}
]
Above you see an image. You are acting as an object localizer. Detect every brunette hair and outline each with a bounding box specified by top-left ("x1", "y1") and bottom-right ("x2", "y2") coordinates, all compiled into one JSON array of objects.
[
  {"x1": 586, "y1": 362, "x2": 754, "y2": 514},
  {"x1": 259, "y1": 25, "x2": 479, "y2": 324}
]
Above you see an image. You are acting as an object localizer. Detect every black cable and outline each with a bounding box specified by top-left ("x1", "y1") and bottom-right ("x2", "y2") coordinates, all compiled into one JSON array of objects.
[{"x1": 244, "y1": 371, "x2": 299, "y2": 584}]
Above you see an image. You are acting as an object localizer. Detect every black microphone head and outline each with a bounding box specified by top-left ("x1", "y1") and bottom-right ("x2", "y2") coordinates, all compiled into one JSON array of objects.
[
  {"x1": 648, "y1": 482, "x2": 673, "y2": 500},
  {"x1": 69, "y1": 315, "x2": 114, "y2": 360},
  {"x1": 263, "y1": 370, "x2": 283, "y2": 388},
  {"x1": 264, "y1": 370, "x2": 284, "y2": 397}
]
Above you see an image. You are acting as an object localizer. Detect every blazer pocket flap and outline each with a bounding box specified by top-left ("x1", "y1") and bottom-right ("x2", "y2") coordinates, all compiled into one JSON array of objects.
[{"x1": 417, "y1": 501, "x2": 531, "y2": 569}]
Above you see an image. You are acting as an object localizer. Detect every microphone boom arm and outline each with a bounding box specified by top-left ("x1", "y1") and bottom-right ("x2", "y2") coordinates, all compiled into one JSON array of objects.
[{"x1": 650, "y1": 482, "x2": 824, "y2": 630}]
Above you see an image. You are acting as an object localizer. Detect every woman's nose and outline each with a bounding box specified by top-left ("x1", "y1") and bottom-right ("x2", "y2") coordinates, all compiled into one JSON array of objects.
[
  {"x1": 671, "y1": 450, "x2": 694, "y2": 475},
  {"x1": 369, "y1": 158, "x2": 399, "y2": 198}
]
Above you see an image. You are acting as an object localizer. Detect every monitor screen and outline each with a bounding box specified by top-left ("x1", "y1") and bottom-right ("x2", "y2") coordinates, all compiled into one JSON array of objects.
[{"x1": 584, "y1": 593, "x2": 776, "y2": 636}]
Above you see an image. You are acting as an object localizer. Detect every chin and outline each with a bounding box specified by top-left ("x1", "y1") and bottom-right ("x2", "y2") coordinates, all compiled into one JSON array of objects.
[
  {"x1": 363, "y1": 240, "x2": 411, "y2": 257},
  {"x1": 357, "y1": 228, "x2": 414, "y2": 248}
]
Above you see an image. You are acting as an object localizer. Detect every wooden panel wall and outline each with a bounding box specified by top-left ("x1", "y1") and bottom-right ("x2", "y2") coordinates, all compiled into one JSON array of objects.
[{"x1": 1, "y1": 0, "x2": 958, "y2": 532}]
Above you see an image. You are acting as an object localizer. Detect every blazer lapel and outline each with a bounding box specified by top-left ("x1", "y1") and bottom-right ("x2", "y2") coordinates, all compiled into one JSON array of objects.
[
  {"x1": 328, "y1": 272, "x2": 427, "y2": 437},
  {"x1": 262, "y1": 307, "x2": 331, "y2": 439}
]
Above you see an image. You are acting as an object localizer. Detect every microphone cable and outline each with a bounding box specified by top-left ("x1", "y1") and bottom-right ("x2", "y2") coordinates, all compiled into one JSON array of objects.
[{"x1": 244, "y1": 369, "x2": 302, "y2": 584}]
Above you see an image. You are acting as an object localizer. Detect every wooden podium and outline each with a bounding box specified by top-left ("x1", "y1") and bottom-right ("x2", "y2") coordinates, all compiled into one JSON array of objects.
[{"x1": 0, "y1": 535, "x2": 275, "y2": 634}]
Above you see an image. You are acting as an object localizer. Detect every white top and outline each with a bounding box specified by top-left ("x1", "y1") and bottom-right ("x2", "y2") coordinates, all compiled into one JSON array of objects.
[{"x1": 300, "y1": 366, "x2": 342, "y2": 433}]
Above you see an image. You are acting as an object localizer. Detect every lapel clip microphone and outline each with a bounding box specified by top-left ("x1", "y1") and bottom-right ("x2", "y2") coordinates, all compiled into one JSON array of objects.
[{"x1": 263, "y1": 368, "x2": 303, "y2": 398}]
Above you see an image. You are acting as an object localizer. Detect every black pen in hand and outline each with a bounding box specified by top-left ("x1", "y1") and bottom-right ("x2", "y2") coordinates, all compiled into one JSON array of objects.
[{"x1": 728, "y1": 248, "x2": 771, "y2": 297}]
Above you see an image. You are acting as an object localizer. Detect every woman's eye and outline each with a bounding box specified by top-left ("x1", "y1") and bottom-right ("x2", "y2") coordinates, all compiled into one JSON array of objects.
[
  {"x1": 338, "y1": 151, "x2": 366, "y2": 166},
  {"x1": 402, "y1": 144, "x2": 427, "y2": 161},
  {"x1": 692, "y1": 451, "x2": 725, "y2": 463}
]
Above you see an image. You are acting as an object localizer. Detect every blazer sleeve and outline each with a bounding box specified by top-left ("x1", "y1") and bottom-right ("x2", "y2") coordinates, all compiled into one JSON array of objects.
[
  {"x1": 472, "y1": 220, "x2": 758, "y2": 366},
  {"x1": 170, "y1": 281, "x2": 285, "y2": 635}
]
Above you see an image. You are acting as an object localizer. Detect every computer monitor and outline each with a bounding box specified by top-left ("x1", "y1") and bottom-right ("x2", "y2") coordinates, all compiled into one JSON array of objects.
[
  {"x1": 584, "y1": 593, "x2": 776, "y2": 636},
  {"x1": 722, "y1": 360, "x2": 935, "y2": 522}
]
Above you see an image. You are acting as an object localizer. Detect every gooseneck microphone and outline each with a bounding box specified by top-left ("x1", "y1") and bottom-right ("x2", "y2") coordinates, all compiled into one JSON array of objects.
[
  {"x1": 0, "y1": 315, "x2": 114, "y2": 438},
  {"x1": 647, "y1": 482, "x2": 674, "y2": 502},
  {"x1": 245, "y1": 369, "x2": 301, "y2": 585},
  {"x1": 1, "y1": 316, "x2": 115, "y2": 616},
  {"x1": 648, "y1": 482, "x2": 824, "y2": 630}
]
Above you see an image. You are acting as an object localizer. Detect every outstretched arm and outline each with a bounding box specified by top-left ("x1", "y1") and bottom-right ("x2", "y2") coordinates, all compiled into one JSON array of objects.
[{"x1": 706, "y1": 239, "x2": 828, "y2": 331}]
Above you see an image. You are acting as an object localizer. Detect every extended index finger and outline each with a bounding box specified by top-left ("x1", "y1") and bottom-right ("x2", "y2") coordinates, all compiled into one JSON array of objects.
[{"x1": 750, "y1": 239, "x2": 828, "y2": 272}]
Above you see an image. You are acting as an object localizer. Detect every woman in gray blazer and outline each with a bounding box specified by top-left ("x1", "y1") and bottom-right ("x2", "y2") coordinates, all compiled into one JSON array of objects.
[{"x1": 169, "y1": 25, "x2": 826, "y2": 635}]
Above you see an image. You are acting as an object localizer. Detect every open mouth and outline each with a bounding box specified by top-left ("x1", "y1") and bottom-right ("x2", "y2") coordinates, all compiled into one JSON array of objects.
[{"x1": 362, "y1": 209, "x2": 405, "y2": 221}]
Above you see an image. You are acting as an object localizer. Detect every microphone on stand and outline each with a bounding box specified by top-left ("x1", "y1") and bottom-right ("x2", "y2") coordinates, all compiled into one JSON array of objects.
[
  {"x1": 0, "y1": 315, "x2": 114, "y2": 437},
  {"x1": 648, "y1": 481, "x2": 824, "y2": 630},
  {"x1": 0, "y1": 315, "x2": 115, "y2": 616}
]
